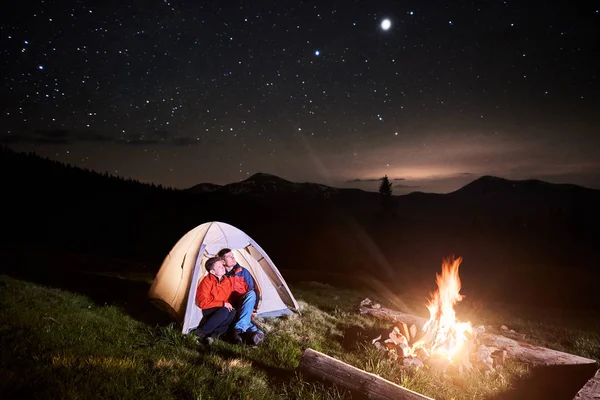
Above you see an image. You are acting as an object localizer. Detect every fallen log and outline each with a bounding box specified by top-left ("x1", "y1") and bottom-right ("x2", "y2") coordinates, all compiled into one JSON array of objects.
[
  {"x1": 479, "y1": 333, "x2": 597, "y2": 366},
  {"x1": 299, "y1": 348, "x2": 432, "y2": 400},
  {"x1": 359, "y1": 305, "x2": 427, "y2": 328},
  {"x1": 360, "y1": 305, "x2": 597, "y2": 366},
  {"x1": 574, "y1": 368, "x2": 600, "y2": 399}
]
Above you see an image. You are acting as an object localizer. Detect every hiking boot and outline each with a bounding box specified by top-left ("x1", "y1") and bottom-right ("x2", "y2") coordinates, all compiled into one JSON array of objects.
[
  {"x1": 191, "y1": 329, "x2": 207, "y2": 342},
  {"x1": 231, "y1": 329, "x2": 244, "y2": 345},
  {"x1": 251, "y1": 331, "x2": 264, "y2": 346}
]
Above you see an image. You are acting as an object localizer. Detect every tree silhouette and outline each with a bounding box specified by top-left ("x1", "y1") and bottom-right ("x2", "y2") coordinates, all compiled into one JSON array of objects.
[
  {"x1": 379, "y1": 175, "x2": 393, "y2": 197},
  {"x1": 378, "y1": 175, "x2": 394, "y2": 212}
]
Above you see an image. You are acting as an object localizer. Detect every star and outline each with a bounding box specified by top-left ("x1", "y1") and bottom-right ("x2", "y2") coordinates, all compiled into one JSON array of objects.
[{"x1": 380, "y1": 19, "x2": 392, "y2": 31}]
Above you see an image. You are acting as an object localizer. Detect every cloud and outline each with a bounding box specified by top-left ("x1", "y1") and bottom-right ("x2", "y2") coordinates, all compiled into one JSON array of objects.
[
  {"x1": 345, "y1": 178, "x2": 381, "y2": 183},
  {"x1": 1, "y1": 129, "x2": 113, "y2": 145},
  {"x1": 2, "y1": 128, "x2": 200, "y2": 147},
  {"x1": 346, "y1": 177, "x2": 411, "y2": 185}
]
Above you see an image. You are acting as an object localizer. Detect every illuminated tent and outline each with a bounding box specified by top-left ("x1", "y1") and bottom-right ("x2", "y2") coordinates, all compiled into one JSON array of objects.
[{"x1": 148, "y1": 221, "x2": 300, "y2": 334}]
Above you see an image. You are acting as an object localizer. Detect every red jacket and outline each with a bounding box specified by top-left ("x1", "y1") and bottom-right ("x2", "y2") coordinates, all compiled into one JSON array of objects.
[{"x1": 196, "y1": 274, "x2": 232, "y2": 310}]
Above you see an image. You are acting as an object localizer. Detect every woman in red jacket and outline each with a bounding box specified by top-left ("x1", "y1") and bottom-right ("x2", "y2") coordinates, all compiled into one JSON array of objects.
[{"x1": 194, "y1": 256, "x2": 236, "y2": 344}]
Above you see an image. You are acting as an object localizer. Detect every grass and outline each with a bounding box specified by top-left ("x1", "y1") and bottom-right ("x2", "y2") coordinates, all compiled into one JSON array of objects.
[{"x1": 1, "y1": 272, "x2": 599, "y2": 400}]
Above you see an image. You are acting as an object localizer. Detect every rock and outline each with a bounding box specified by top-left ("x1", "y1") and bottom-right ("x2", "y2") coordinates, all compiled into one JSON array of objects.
[
  {"x1": 473, "y1": 325, "x2": 486, "y2": 335},
  {"x1": 476, "y1": 344, "x2": 492, "y2": 362},
  {"x1": 360, "y1": 298, "x2": 373, "y2": 307},
  {"x1": 373, "y1": 341, "x2": 386, "y2": 353},
  {"x1": 476, "y1": 344, "x2": 495, "y2": 371},
  {"x1": 403, "y1": 357, "x2": 424, "y2": 369}
]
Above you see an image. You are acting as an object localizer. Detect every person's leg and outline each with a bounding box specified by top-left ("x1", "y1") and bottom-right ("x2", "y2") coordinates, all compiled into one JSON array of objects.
[
  {"x1": 234, "y1": 290, "x2": 260, "y2": 333},
  {"x1": 195, "y1": 307, "x2": 228, "y2": 338},
  {"x1": 213, "y1": 308, "x2": 236, "y2": 336}
]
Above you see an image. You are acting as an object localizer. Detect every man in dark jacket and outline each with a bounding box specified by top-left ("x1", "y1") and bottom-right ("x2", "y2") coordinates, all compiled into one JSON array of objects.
[
  {"x1": 218, "y1": 248, "x2": 265, "y2": 345},
  {"x1": 194, "y1": 256, "x2": 236, "y2": 345}
]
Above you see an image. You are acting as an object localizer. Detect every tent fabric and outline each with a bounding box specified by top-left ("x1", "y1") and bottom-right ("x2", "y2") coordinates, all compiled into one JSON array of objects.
[{"x1": 148, "y1": 221, "x2": 300, "y2": 334}]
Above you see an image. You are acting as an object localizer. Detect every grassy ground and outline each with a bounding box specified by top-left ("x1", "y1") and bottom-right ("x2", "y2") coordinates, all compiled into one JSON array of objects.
[{"x1": 1, "y1": 269, "x2": 599, "y2": 400}]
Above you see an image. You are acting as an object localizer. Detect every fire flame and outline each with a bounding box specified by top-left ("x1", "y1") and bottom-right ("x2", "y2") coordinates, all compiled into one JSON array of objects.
[{"x1": 415, "y1": 256, "x2": 472, "y2": 361}]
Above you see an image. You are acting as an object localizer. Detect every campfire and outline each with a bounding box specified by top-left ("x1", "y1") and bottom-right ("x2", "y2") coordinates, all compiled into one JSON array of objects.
[
  {"x1": 367, "y1": 256, "x2": 505, "y2": 373},
  {"x1": 300, "y1": 255, "x2": 597, "y2": 399}
]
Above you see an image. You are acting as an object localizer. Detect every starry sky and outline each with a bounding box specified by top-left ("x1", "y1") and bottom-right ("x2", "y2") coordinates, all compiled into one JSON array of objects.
[{"x1": 2, "y1": 1, "x2": 599, "y2": 194}]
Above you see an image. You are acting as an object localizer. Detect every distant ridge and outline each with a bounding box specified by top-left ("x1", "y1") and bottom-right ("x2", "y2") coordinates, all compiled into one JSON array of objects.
[
  {"x1": 187, "y1": 171, "x2": 349, "y2": 200},
  {"x1": 449, "y1": 175, "x2": 593, "y2": 198}
]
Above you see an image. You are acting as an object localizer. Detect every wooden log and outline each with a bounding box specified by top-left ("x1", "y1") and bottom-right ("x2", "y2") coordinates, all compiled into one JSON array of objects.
[
  {"x1": 396, "y1": 322, "x2": 410, "y2": 342},
  {"x1": 574, "y1": 368, "x2": 600, "y2": 399},
  {"x1": 299, "y1": 348, "x2": 433, "y2": 400},
  {"x1": 359, "y1": 305, "x2": 427, "y2": 328},
  {"x1": 478, "y1": 333, "x2": 597, "y2": 366},
  {"x1": 360, "y1": 305, "x2": 597, "y2": 367}
]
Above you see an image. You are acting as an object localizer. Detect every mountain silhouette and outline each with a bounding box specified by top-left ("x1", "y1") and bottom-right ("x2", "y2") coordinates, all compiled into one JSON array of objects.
[{"x1": 187, "y1": 172, "x2": 377, "y2": 202}]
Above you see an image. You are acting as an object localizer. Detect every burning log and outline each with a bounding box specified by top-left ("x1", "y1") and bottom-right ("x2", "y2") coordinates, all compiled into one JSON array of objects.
[{"x1": 299, "y1": 348, "x2": 433, "y2": 400}]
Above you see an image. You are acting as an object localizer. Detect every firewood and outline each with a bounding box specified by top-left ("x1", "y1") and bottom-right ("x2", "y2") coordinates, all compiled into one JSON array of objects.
[
  {"x1": 396, "y1": 322, "x2": 410, "y2": 342},
  {"x1": 409, "y1": 324, "x2": 417, "y2": 341},
  {"x1": 299, "y1": 348, "x2": 433, "y2": 400}
]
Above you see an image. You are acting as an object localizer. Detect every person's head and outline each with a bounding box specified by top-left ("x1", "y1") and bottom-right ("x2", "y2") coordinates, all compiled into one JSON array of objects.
[
  {"x1": 205, "y1": 256, "x2": 226, "y2": 278},
  {"x1": 217, "y1": 248, "x2": 237, "y2": 271}
]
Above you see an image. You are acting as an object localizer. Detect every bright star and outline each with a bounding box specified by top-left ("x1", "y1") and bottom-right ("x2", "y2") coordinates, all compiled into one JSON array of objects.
[
  {"x1": 381, "y1": 19, "x2": 391, "y2": 31},
  {"x1": 315, "y1": 50, "x2": 320, "y2": 56}
]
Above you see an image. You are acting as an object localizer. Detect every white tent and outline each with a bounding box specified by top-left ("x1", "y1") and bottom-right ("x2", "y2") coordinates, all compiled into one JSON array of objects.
[{"x1": 148, "y1": 221, "x2": 300, "y2": 334}]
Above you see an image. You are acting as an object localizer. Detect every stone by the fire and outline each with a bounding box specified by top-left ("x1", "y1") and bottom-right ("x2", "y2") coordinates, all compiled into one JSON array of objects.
[
  {"x1": 372, "y1": 303, "x2": 381, "y2": 309},
  {"x1": 360, "y1": 298, "x2": 372, "y2": 307},
  {"x1": 403, "y1": 357, "x2": 424, "y2": 369},
  {"x1": 476, "y1": 344, "x2": 494, "y2": 371},
  {"x1": 474, "y1": 325, "x2": 486, "y2": 335},
  {"x1": 373, "y1": 341, "x2": 386, "y2": 352},
  {"x1": 476, "y1": 344, "x2": 492, "y2": 361},
  {"x1": 500, "y1": 325, "x2": 509, "y2": 331}
]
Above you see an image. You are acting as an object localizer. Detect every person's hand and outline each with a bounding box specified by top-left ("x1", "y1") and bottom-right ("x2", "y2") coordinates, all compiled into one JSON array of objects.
[
  {"x1": 224, "y1": 302, "x2": 233, "y2": 311},
  {"x1": 251, "y1": 311, "x2": 257, "y2": 319}
]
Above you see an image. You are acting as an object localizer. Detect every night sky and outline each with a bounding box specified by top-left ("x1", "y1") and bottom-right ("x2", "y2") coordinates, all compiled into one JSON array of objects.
[{"x1": 2, "y1": 1, "x2": 599, "y2": 193}]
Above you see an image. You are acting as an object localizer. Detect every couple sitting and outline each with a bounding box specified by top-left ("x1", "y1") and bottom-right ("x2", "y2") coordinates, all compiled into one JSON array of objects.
[{"x1": 194, "y1": 248, "x2": 265, "y2": 346}]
